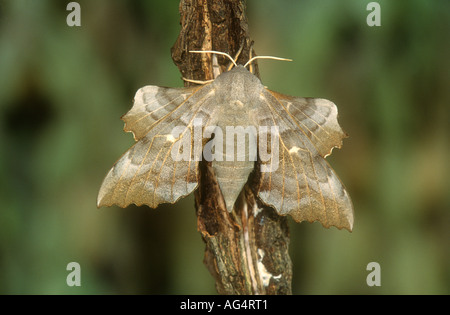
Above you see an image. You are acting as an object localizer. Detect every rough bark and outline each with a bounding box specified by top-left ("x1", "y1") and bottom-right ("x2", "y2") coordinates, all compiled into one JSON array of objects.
[{"x1": 171, "y1": 0, "x2": 292, "y2": 295}]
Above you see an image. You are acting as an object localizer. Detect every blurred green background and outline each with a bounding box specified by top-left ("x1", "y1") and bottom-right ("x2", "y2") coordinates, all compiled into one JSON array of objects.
[{"x1": 0, "y1": 0, "x2": 448, "y2": 294}]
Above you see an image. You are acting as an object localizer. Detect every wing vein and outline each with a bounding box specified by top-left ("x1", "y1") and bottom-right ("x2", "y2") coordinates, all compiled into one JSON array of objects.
[
  {"x1": 259, "y1": 93, "x2": 312, "y2": 213},
  {"x1": 149, "y1": 88, "x2": 215, "y2": 204},
  {"x1": 266, "y1": 91, "x2": 334, "y2": 155}
]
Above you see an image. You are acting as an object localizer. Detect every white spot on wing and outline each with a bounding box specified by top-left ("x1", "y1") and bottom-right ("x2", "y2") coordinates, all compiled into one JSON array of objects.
[
  {"x1": 234, "y1": 100, "x2": 244, "y2": 108},
  {"x1": 165, "y1": 134, "x2": 176, "y2": 142}
]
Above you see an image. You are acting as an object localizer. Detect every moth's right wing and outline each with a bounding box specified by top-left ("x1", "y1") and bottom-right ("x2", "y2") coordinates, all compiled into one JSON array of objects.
[
  {"x1": 97, "y1": 84, "x2": 217, "y2": 208},
  {"x1": 255, "y1": 89, "x2": 354, "y2": 231},
  {"x1": 267, "y1": 90, "x2": 347, "y2": 158}
]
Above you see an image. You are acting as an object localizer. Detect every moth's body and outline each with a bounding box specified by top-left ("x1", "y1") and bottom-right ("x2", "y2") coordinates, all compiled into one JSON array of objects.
[
  {"x1": 210, "y1": 66, "x2": 262, "y2": 211},
  {"x1": 98, "y1": 63, "x2": 354, "y2": 231}
]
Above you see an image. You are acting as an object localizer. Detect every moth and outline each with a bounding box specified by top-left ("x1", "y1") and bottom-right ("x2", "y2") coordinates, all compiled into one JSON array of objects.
[{"x1": 97, "y1": 51, "x2": 354, "y2": 231}]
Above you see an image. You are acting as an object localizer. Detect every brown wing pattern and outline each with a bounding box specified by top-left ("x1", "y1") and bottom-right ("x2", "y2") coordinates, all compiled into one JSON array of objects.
[
  {"x1": 122, "y1": 86, "x2": 198, "y2": 141},
  {"x1": 267, "y1": 90, "x2": 347, "y2": 157},
  {"x1": 256, "y1": 89, "x2": 353, "y2": 231},
  {"x1": 97, "y1": 84, "x2": 217, "y2": 208}
]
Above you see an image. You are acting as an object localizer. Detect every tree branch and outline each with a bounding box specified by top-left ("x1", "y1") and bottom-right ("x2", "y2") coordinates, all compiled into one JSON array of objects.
[{"x1": 171, "y1": 0, "x2": 292, "y2": 295}]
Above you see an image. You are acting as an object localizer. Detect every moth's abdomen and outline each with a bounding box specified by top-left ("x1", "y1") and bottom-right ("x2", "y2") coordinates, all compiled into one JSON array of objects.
[{"x1": 213, "y1": 160, "x2": 254, "y2": 212}]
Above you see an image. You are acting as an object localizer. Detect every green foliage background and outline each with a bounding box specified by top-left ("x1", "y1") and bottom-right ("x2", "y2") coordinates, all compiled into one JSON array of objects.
[{"x1": 0, "y1": 0, "x2": 448, "y2": 294}]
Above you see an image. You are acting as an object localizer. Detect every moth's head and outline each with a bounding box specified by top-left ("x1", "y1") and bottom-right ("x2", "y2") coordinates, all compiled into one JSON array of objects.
[
  {"x1": 212, "y1": 64, "x2": 262, "y2": 104},
  {"x1": 221, "y1": 64, "x2": 254, "y2": 76}
]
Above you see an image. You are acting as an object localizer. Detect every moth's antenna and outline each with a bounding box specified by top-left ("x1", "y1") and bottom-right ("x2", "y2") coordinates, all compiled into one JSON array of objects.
[
  {"x1": 244, "y1": 56, "x2": 293, "y2": 68},
  {"x1": 190, "y1": 50, "x2": 238, "y2": 68},
  {"x1": 248, "y1": 41, "x2": 255, "y2": 74},
  {"x1": 226, "y1": 41, "x2": 245, "y2": 71}
]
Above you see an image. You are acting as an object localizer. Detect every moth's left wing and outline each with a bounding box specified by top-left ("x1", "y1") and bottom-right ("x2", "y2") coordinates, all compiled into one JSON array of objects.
[
  {"x1": 255, "y1": 89, "x2": 353, "y2": 231},
  {"x1": 97, "y1": 84, "x2": 217, "y2": 208}
]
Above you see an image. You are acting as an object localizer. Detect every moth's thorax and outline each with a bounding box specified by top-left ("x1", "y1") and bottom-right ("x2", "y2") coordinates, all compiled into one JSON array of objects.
[{"x1": 213, "y1": 65, "x2": 263, "y2": 106}]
